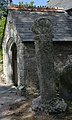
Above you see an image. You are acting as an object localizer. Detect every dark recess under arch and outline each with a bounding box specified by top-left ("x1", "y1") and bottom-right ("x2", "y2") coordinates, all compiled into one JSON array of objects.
[{"x1": 11, "y1": 42, "x2": 18, "y2": 86}]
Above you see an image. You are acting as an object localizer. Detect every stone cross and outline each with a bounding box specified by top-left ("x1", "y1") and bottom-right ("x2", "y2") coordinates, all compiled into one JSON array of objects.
[{"x1": 32, "y1": 17, "x2": 56, "y2": 102}]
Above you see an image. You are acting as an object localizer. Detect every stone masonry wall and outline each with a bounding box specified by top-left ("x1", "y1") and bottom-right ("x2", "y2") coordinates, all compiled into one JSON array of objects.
[
  {"x1": 54, "y1": 42, "x2": 72, "y2": 99},
  {"x1": 3, "y1": 9, "x2": 72, "y2": 98},
  {"x1": 54, "y1": 43, "x2": 72, "y2": 73},
  {"x1": 23, "y1": 42, "x2": 39, "y2": 95}
]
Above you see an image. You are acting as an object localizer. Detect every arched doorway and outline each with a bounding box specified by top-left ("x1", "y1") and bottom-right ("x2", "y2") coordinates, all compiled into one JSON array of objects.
[{"x1": 11, "y1": 43, "x2": 18, "y2": 86}]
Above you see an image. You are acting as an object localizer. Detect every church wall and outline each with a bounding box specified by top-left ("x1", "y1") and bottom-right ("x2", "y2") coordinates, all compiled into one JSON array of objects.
[{"x1": 23, "y1": 42, "x2": 39, "y2": 96}]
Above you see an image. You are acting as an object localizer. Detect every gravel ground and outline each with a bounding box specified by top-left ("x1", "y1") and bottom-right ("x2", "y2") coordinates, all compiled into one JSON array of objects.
[
  {"x1": 0, "y1": 83, "x2": 72, "y2": 120},
  {"x1": 0, "y1": 84, "x2": 25, "y2": 120}
]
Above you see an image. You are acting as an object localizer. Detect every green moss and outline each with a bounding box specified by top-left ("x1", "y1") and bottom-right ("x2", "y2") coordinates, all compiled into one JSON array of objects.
[
  {"x1": 0, "y1": 16, "x2": 6, "y2": 48},
  {"x1": 0, "y1": 16, "x2": 6, "y2": 67},
  {"x1": 0, "y1": 49, "x2": 3, "y2": 60}
]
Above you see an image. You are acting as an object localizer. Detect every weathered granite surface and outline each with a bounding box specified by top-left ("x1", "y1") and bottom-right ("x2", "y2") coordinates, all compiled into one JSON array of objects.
[
  {"x1": 31, "y1": 96, "x2": 67, "y2": 114},
  {"x1": 31, "y1": 17, "x2": 67, "y2": 114},
  {"x1": 32, "y1": 17, "x2": 56, "y2": 101}
]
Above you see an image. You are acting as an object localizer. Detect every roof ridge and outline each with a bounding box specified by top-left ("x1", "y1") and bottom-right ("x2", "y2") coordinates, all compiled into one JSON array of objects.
[{"x1": 8, "y1": 5, "x2": 64, "y2": 12}]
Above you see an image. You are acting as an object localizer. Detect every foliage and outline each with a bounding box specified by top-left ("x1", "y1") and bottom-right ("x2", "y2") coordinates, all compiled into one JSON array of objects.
[
  {"x1": 18, "y1": 0, "x2": 34, "y2": 7},
  {"x1": 0, "y1": 16, "x2": 6, "y2": 48},
  {"x1": 0, "y1": 0, "x2": 7, "y2": 10},
  {"x1": 0, "y1": 49, "x2": 3, "y2": 61},
  {"x1": 0, "y1": 0, "x2": 7, "y2": 18},
  {"x1": 0, "y1": 0, "x2": 7, "y2": 49},
  {"x1": 18, "y1": 1, "x2": 24, "y2": 6},
  {"x1": 28, "y1": 0, "x2": 34, "y2": 7}
]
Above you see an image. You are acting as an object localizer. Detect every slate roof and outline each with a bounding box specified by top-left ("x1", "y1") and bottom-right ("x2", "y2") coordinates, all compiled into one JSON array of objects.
[
  {"x1": 47, "y1": 0, "x2": 72, "y2": 10},
  {"x1": 11, "y1": 10, "x2": 72, "y2": 42}
]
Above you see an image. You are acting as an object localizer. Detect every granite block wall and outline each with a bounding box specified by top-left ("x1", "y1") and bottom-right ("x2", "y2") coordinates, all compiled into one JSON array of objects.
[{"x1": 23, "y1": 42, "x2": 39, "y2": 92}]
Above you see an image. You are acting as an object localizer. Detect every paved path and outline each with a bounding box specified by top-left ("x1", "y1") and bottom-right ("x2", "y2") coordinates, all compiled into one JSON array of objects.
[{"x1": 0, "y1": 84, "x2": 24, "y2": 120}]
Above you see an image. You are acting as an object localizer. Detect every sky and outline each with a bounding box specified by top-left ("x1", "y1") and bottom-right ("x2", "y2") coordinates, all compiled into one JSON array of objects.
[{"x1": 12, "y1": 0, "x2": 47, "y2": 6}]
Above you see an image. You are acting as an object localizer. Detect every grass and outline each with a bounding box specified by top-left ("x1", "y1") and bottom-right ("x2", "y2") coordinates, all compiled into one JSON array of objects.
[
  {"x1": 0, "y1": 13, "x2": 6, "y2": 77},
  {"x1": 0, "y1": 49, "x2": 3, "y2": 75},
  {"x1": 0, "y1": 16, "x2": 6, "y2": 63},
  {"x1": 0, "y1": 49, "x2": 3, "y2": 60},
  {"x1": 0, "y1": 17, "x2": 6, "y2": 47},
  {"x1": 0, "y1": 16, "x2": 6, "y2": 65}
]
